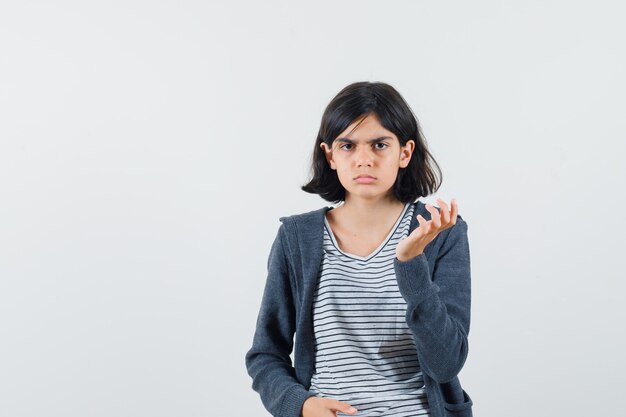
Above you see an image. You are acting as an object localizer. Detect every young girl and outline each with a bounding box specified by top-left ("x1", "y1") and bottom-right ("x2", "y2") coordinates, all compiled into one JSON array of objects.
[{"x1": 245, "y1": 82, "x2": 473, "y2": 417}]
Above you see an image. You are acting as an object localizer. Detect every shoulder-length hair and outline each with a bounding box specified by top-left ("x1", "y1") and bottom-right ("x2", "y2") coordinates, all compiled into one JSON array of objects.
[{"x1": 301, "y1": 81, "x2": 442, "y2": 204}]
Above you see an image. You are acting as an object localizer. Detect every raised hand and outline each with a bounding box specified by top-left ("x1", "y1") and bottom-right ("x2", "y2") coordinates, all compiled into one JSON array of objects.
[
  {"x1": 395, "y1": 198, "x2": 458, "y2": 262},
  {"x1": 302, "y1": 396, "x2": 358, "y2": 417}
]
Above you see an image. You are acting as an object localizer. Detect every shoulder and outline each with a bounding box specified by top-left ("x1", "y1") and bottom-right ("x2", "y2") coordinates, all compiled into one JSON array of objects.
[
  {"x1": 272, "y1": 206, "x2": 331, "y2": 256},
  {"x1": 278, "y1": 206, "x2": 332, "y2": 228}
]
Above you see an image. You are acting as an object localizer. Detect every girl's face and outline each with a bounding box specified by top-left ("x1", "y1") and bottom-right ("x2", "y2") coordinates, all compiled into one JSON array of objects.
[{"x1": 320, "y1": 113, "x2": 415, "y2": 202}]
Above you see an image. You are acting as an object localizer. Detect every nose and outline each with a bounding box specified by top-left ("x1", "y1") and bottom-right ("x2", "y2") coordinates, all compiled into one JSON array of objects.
[{"x1": 355, "y1": 145, "x2": 374, "y2": 167}]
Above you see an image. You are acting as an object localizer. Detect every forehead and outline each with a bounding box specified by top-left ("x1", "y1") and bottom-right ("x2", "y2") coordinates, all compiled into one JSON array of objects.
[{"x1": 335, "y1": 114, "x2": 397, "y2": 143}]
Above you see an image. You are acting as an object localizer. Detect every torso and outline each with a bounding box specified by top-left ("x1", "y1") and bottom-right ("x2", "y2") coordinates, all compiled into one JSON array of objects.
[{"x1": 310, "y1": 202, "x2": 430, "y2": 413}]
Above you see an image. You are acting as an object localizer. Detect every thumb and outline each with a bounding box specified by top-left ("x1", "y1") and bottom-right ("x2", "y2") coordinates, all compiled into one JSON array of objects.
[{"x1": 330, "y1": 399, "x2": 358, "y2": 414}]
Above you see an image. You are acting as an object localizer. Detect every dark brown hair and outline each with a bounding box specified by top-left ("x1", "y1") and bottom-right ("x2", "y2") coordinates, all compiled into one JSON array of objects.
[{"x1": 301, "y1": 81, "x2": 442, "y2": 204}]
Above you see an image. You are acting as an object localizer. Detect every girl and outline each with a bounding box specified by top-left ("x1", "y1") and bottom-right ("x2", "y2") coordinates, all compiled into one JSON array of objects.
[{"x1": 246, "y1": 81, "x2": 473, "y2": 417}]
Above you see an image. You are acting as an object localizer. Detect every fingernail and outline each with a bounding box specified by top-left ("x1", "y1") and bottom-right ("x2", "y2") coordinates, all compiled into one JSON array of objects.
[{"x1": 349, "y1": 407, "x2": 357, "y2": 412}]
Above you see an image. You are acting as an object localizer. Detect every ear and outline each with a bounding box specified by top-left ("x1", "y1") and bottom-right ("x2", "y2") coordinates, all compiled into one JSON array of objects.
[
  {"x1": 399, "y1": 139, "x2": 415, "y2": 168},
  {"x1": 320, "y1": 142, "x2": 336, "y2": 170}
]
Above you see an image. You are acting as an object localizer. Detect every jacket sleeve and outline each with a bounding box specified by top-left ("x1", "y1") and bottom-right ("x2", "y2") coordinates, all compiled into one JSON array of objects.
[
  {"x1": 392, "y1": 215, "x2": 471, "y2": 384},
  {"x1": 245, "y1": 222, "x2": 316, "y2": 417}
]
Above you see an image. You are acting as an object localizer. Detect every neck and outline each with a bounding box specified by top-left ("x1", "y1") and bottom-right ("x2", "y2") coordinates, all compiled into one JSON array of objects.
[{"x1": 334, "y1": 194, "x2": 407, "y2": 230}]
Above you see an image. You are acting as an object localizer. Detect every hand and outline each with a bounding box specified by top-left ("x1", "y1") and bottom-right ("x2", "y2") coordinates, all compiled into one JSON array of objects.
[
  {"x1": 302, "y1": 396, "x2": 358, "y2": 417},
  {"x1": 396, "y1": 198, "x2": 458, "y2": 262}
]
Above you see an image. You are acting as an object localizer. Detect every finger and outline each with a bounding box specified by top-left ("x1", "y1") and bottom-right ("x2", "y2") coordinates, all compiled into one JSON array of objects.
[
  {"x1": 450, "y1": 198, "x2": 458, "y2": 225},
  {"x1": 425, "y1": 204, "x2": 441, "y2": 228},
  {"x1": 416, "y1": 214, "x2": 429, "y2": 232},
  {"x1": 436, "y1": 198, "x2": 450, "y2": 226},
  {"x1": 330, "y1": 399, "x2": 357, "y2": 414}
]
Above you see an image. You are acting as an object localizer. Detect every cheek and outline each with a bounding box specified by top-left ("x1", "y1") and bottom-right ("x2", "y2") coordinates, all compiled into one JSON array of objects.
[{"x1": 382, "y1": 159, "x2": 400, "y2": 171}]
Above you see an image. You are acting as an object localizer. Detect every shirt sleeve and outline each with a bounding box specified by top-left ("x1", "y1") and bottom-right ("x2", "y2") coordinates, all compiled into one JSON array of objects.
[
  {"x1": 393, "y1": 215, "x2": 472, "y2": 384},
  {"x1": 245, "y1": 222, "x2": 316, "y2": 417}
]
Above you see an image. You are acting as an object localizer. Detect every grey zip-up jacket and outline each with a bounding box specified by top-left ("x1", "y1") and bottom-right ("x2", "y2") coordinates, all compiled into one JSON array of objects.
[{"x1": 245, "y1": 201, "x2": 474, "y2": 417}]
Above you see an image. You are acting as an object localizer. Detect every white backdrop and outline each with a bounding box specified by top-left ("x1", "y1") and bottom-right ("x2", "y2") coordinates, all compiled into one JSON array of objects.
[{"x1": 1, "y1": 1, "x2": 624, "y2": 416}]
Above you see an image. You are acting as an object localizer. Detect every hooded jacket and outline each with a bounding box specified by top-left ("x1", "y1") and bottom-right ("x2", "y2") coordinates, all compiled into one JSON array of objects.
[{"x1": 245, "y1": 200, "x2": 474, "y2": 417}]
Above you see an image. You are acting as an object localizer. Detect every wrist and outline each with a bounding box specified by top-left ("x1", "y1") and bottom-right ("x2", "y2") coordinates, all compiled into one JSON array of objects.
[{"x1": 396, "y1": 249, "x2": 424, "y2": 262}]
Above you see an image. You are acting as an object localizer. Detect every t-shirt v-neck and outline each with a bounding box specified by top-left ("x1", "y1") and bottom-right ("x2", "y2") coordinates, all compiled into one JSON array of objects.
[{"x1": 323, "y1": 202, "x2": 411, "y2": 262}]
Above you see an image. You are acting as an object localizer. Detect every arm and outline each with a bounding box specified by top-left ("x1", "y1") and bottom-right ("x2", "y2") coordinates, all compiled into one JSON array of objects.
[
  {"x1": 392, "y1": 216, "x2": 471, "y2": 384},
  {"x1": 245, "y1": 222, "x2": 315, "y2": 417}
]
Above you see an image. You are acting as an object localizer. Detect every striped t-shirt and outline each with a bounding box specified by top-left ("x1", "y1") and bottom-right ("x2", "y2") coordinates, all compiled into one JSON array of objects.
[{"x1": 308, "y1": 202, "x2": 431, "y2": 417}]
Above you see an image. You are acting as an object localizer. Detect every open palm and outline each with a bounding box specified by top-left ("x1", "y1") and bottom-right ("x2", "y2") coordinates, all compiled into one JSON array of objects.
[{"x1": 395, "y1": 198, "x2": 458, "y2": 262}]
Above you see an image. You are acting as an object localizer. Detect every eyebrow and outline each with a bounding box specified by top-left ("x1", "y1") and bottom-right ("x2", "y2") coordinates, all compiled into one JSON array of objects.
[{"x1": 335, "y1": 136, "x2": 393, "y2": 144}]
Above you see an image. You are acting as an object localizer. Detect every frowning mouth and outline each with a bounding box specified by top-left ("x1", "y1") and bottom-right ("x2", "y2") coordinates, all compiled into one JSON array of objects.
[{"x1": 354, "y1": 175, "x2": 376, "y2": 183}]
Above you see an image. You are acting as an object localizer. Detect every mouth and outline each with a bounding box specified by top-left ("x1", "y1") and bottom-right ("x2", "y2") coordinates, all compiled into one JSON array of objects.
[{"x1": 354, "y1": 176, "x2": 376, "y2": 183}]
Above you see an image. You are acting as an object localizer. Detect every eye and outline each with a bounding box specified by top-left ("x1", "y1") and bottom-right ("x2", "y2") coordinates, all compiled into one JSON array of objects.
[{"x1": 339, "y1": 143, "x2": 389, "y2": 151}]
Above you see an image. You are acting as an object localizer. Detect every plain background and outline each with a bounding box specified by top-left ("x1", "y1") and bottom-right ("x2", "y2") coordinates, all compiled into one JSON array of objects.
[{"x1": 1, "y1": 1, "x2": 624, "y2": 416}]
